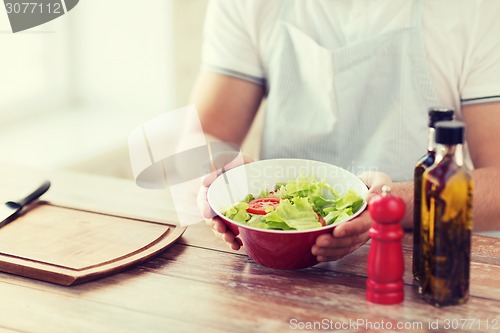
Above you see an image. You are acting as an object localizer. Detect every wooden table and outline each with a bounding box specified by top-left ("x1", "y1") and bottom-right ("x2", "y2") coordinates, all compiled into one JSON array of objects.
[{"x1": 0, "y1": 165, "x2": 498, "y2": 333}]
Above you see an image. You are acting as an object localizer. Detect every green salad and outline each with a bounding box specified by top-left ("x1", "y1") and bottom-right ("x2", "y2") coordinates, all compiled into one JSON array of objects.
[{"x1": 222, "y1": 176, "x2": 364, "y2": 230}]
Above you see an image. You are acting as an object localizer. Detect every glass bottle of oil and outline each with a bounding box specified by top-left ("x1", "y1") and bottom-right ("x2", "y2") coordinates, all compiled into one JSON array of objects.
[
  {"x1": 420, "y1": 121, "x2": 473, "y2": 307},
  {"x1": 413, "y1": 108, "x2": 454, "y2": 282}
]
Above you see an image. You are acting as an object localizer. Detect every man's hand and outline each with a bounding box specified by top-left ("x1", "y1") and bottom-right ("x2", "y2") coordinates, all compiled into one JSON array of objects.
[
  {"x1": 197, "y1": 154, "x2": 253, "y2": 251},
  {"x1": 209, "y1": 216, "x2": 243, "y2": 250}
]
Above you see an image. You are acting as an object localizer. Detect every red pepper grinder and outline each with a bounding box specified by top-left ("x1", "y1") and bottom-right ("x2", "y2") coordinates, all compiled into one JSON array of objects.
[{"x1": 366, "y1": 185, "x2": 406, "y2": 305}]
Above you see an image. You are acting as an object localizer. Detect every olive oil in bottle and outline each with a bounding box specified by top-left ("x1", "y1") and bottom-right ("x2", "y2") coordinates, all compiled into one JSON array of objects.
[
  {"x1": 413, "y1": 108, "x2": 454, "y2": 282},
  {"x1": 420, "y1": 121, "x2": 473, "y2": 307}
]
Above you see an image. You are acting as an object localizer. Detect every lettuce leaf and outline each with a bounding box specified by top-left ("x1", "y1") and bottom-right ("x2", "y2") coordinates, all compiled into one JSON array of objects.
[
  {"x1": 263, "y1": 198, "x2": 321, "y2": 230},
  {"x1": 222, "y1": 202, "x2": 251, "y2": 223}
]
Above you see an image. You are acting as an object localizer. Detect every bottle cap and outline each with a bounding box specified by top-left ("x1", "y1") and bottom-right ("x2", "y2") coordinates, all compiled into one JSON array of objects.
[
  {"x1": 428, "y1": 107, "x2": 454, "y2": 127},
  {"x1": 435, "y1": 120, "x2": 465, "y2": 145}
]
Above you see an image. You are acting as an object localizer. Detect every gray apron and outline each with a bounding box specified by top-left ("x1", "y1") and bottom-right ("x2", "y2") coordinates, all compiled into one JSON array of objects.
[{"x1": 260, "y1": 0, "x2": 439, "y2": 181}]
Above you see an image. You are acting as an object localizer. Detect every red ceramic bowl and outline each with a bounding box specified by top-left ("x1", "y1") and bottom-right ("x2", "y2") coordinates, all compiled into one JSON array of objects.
[{"x1": 207, "y1": 159, "x2": 368, "y2": 270}]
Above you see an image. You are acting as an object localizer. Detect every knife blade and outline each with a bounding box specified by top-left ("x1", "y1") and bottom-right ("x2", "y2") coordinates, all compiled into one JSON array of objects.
[{"x1": 0, "y1": 181, "x2": 51, "y2": 226}]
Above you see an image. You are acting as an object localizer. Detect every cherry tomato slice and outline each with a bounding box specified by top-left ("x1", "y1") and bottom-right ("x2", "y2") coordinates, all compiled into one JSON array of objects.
[
  {"x1": 316, "y1": 213, "x2": 326, "y2": 227},
  {"x1": 247, "y1": 198, "x2": 281, "y2": 215}
]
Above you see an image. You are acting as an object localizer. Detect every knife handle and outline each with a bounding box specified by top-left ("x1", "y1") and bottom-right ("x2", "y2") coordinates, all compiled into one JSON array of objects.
[{"x1": 16, "y1": 181, "x2": 51, "y2": 208}]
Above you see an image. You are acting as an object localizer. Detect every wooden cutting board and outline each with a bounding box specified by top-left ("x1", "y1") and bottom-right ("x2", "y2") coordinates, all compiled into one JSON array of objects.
[
  {"x1": 0, "y1": 165, "x2": 187, "y2": 286},
  {"x1": 0, "y1": 203, "x2": 185, "y2": 285}
]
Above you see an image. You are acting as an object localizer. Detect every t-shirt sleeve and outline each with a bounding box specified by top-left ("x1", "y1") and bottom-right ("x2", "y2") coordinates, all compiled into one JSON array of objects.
[
  {"x1": 201, "y1": 0, "x2": 265, "y2": 85},
  {"x1": 461, "y1": 1, "x2": 500, "y2": 105}
]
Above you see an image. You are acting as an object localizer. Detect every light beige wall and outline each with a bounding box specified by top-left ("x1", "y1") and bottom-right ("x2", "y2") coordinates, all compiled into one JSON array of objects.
[
  {"x1": 70, "y1": 0, "x2": 262, "y2": 178},
  {"x1": 173, "y1": 0, "x2": 208, "y2": 107}
]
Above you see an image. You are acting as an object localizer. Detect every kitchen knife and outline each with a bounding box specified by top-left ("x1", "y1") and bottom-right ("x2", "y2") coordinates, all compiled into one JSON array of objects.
[{"x1": 0, "y1": 181, "x2": 51, "y2": 226}]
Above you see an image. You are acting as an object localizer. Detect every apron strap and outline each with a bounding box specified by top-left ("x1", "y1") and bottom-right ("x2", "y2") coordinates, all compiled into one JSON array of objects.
[{"x1": 411, "y1": 0, "x2": 422, "y2": 29}]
